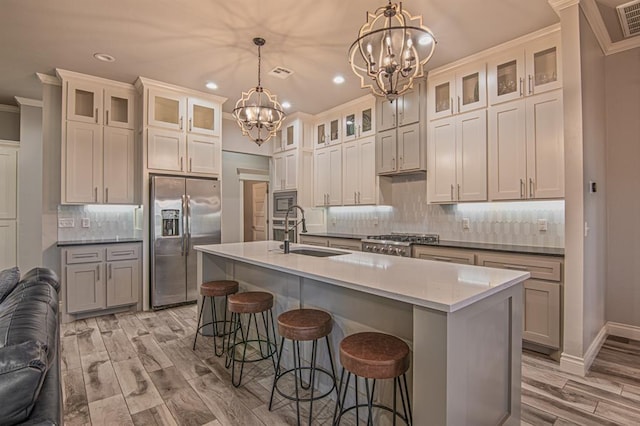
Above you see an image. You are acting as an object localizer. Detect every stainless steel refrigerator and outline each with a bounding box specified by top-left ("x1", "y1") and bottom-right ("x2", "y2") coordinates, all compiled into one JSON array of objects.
[{"x1": 150, "y1": 175, "x2": 221, "y2": 308}]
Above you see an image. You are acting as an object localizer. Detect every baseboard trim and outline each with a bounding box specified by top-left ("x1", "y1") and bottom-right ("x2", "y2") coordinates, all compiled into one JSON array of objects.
[
  {"x1": 607, "y1": 321, "x2": 640, "y2": 341},
  {"x1": 583, "y1": 323, "x2": 609, "y2": 371},
  {"x1": 559, "y1": 353, "x2": 587, "y2": 376}
]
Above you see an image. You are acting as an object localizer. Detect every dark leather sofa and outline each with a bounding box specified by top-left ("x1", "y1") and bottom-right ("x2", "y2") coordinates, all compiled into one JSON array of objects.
[{"x1": 0, "y1": 267, "x2": 62, "y2": 425}]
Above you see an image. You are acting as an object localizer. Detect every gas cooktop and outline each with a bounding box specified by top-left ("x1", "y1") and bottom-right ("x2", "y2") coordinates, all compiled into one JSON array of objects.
[{"x1": 361, "y1": 233, "x2": 440, "y2": 257}]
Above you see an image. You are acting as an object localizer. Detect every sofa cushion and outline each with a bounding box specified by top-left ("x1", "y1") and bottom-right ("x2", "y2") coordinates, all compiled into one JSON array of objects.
[
  {"x1": 20, "y1": 268, "x2": 60, "y2": 293},
  {"x1": 0, "y1": 340, "x2": 49, "y2": 425},
  {"x1": 0, "y1": 266, "x2": 20, "y2": 304},
  {"x1": 0, "y1": 281, "x2": 59, "y2": 366}
]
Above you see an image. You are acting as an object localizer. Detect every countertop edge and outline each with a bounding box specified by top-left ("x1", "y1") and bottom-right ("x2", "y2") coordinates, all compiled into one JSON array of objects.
[{"x1": 57, "y1": 238, "x2": 143, "y2": 247}]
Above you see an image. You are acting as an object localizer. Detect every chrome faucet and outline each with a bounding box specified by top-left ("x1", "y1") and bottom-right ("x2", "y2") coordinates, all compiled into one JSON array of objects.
[{"x1": 283, "y1": 205, "x2": 307, "y2": 254}]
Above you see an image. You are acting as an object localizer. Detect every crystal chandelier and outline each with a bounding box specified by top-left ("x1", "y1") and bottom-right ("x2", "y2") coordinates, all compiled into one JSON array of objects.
[
  {"x1": 233, "y1": 37, "x2": 285, "y2": 146},
  {"x1": 349, "y1": 1, "x2": 436, "y2": 101}
]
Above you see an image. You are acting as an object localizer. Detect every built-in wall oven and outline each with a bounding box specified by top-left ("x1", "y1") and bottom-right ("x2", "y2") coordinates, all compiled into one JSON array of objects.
[
  {"x1": 273, "y1": 190, "x2": 297, "y2": 218},
  {"x1": 272, "y1": 219, "x2": 297, "y2": 243}
]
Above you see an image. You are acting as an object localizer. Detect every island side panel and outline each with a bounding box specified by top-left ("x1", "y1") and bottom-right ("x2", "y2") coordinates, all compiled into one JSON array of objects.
[{"x1": 413, "y1": 285, "x2": 522, "y2": 425}]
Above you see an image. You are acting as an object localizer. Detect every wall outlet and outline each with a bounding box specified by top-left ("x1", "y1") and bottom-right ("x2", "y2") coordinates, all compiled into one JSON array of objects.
[
  {"x1": 331, "y1": 217, "x2": 337, "y2": 225},
  {"x1": 538, "y1": 219, "x2": 548, "y2": 232},
  {"x1": 58, "y1": 218, "x2": 74, "y2": 228},
  {"x1": 81, "y1": 218, "x2": 90, "y2": 228},
  {"x1": 462, "y1": 218, "x2": 470, "y2": 230},
  {"x1": 373, "y1": 217, "x2": 379, "y2": 226}
]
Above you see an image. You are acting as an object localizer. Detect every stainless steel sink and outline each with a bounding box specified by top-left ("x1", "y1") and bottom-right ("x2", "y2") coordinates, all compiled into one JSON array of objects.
[{"x1": 289, "y1": 248, "x2": 348, "y2": 257}]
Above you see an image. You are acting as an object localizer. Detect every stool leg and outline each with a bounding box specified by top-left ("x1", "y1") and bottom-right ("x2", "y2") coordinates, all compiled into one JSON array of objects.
[
  {"x1": 400, "y1": 373, "x2": 412, "y2": 425},
  {"x1": 214, "y1": 295, "x2": 228, "y2": 357},
  {"x1": 268, "y1": 336, "x2": 286, "y2": 411},
  {"x1": 355, "y1": 375, "x2": 360, "y2": 425},
  {"x1": 393, "y1": 377, "x2": 398, "y2": 426},
  {"x1": 333, "y1": 369, "x2": 349, "y2": 425},
  {"x1": 308, "y1": 339, "x2": 319, "y2": 426},
  {"x1": 261, "y1": 309, "x2": 277, "y2": 373},
  {"x1": 192, "y1": 296, "x2": 206, "y2": 350},
  {"x1": 209, "y1": 295, "x2": 217, "y2": 352},
  {"x1": 292, "y1": 338, "x2": 302, "y2": 425},
  {"x1": 325, "y1": 336, "x2": 339, "y2": 398},
  {"x1": 365, "y1": 378, "x2": 374, "y2": 426}
]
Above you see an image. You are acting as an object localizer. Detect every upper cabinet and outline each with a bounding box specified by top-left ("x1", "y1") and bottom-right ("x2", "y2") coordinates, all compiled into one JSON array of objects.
[
  {"x1": 58, "y1": 69, "x2": 136, "y2": 205},
  {"x1": 428, "y1": 61, "x2": 487, "y2": 120},
  {"x1": 314, "y1": 113, "x2": 342, "y2": 148},
  {"x1": 375, "y1": 82, "x2": 425, "y2": 175},
  {"x1": 138, "y1": 77, "x2": 226, "y2": 178},
  {"x1": 487, "y1": 32, "x2": 561, "y2": 105},
  {"x1": 342, "y1": 98, "x2": 375, "y2": 142}
]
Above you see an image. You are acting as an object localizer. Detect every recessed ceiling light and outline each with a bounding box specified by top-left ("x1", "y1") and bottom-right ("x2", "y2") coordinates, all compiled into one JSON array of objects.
[
  {"x1": 205, "y1": 82, "x2": 218, "y2": 90},
  {"x1": 333, "y1": 75, "x2": 345, "y2": 84},
  {"x1": 281, "y1": 101, "x2": 291, "y2": 109},
  {"x1": 93, "y1": 53, "x2": 115, "y2": 62}
]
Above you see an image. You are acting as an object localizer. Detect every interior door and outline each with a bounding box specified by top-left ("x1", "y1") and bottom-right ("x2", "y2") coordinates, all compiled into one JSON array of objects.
[
  {"x1": 252, "y1": 182, "x2": 268, "y2": 241},
  {"x1": 186, "y1": 178, "x2": 221, "y2": 302}
]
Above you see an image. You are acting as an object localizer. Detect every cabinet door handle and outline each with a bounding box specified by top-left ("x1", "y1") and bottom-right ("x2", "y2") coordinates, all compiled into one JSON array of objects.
[
  {"x1": 354, "y1": 192, "x2": 357, "y2": 204},
  {"x1": 111, "y1": 250, "x2": 134, "y2": 256},
  {"x1": 519, "y1": 78, "x2": 524, "y2": 97},
  {"x1": 180, "y1": 157, "x2": 184, "y2": 171},
  {"x1": 399, "y1": 156, "x2": 403, "y2": 168},
  {"x1": 520, "y1": 179, "x2": 525, "y2": 199},
  {"x1": 95, "y1": 108, "x2": 99, "y2": 123},
  {"x1": 180, "y1": 116, "x2": 184, "y2": 130},
  {"x1": 450, "y1": 184, "x2": 454, "y2": 201},
  {"x1": 357, "y1": 191, "x2": 360, "y2": 204},
  {"x1": 457, "y1": 96, "x2": 461, "y2": 112},
  {"x1": 109, "y1": 264, "x2": 112, "y2": 279},
  {"x1": 95, "y1": 187, "x2": 98, "y2": 202},
  {"x1": 529, "y1": 178, "x2": 534, "y2": 198},
  {"x1": 189, "y1": 118, "x2": 192, "y2": 132},
  {"x1": 432, "y1": 256, "x2": 453, "y2": 262},
  {"x1": 106, "y1": 110, "x2": 109, "y2": 126},
  {"x1": 357, "y1": 125, "x2": 361, "y2": 137},
  {"x1": 503, "y1": 264, "x2": 528, "y2": 271},
  {"x1": 105, "y1": 187, "x2": 109, "y2": 203},
  {"x1": 96, "y1": 264, "x2": 100, "y2": 281},
  {"x1": 528, "y1": 75, "x2": 533, "y2": 95},
  {"x1": 450, "y1": 98, "x2": 453, "y2": 114},
  {"x1": 72, "y1": 253, "x2": 97, "y2": 259},
  {"x1": 457, "y1": 184, "x2": 461, "y2": 200},
  {"x1": 392, "y1": 157, "x2": 396, "y2": 170},
  {"x1": 189, "y1": 158, "x2": 193, "y2": 172}
]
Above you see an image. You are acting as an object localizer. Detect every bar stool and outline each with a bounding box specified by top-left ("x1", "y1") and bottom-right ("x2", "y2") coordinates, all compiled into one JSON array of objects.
[
  {"x1": 226, "y1": 291, "x2": 278, "y2": 387},
  {"x1": 268, "y1": 309, "x2": 338, "y2": 425},
  {"x1": 333, "y1": 332, "x2": 413, "y2": 425},
  {"x1": 193, "y1": 280, "x2": 239, "y2": 356}
]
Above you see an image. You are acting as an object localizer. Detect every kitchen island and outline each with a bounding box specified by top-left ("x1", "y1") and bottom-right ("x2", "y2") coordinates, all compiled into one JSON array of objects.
[{"x1": 196, "y1": 241, "x2": 529, "y2": 425}]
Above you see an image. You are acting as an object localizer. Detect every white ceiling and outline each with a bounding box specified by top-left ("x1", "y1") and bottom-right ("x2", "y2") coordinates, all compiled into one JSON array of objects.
[{"x1": 0, "y1": 0, "x2": 560, "y2": 115}]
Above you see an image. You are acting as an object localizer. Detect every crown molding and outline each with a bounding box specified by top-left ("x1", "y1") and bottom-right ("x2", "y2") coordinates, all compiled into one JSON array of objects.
[
  {"x1": 136, "y1": 76, "x2": 228, "y2": 104},
  {"x1": 56, "y1": 69, "x2": 135, "y2": 91},
  {"x1": 0, "y1": 105, "x2": 19, "y2": 113},
  {"x1": 549, "y1": 0, "x2": 580, "y2": 13},
  {"x1": 15, "y1": 97, "x2": 43, "y2": 108},
  {"x1": 36, "y1": 72, "x2": 61, "y2": 86}
]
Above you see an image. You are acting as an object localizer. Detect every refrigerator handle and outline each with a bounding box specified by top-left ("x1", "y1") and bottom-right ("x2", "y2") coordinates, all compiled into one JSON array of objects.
[
  {"x1": 181, "y1": 194, "x2": 186, "y2": 256},
  {"x1": 186, "y1": 195, "x2": 192, "y2": 256}
]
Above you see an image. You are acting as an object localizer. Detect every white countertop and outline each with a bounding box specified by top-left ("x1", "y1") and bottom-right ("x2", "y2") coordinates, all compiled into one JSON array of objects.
[{"x1": 195, "y1": 241, "x2": 529, "y2": 313}]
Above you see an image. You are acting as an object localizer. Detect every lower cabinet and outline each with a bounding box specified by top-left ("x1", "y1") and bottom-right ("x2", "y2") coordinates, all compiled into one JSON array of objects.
[
  {"x1": 62, "y1": 243, "x2": 141, "y2": 318},
  {"x1": 413, "y1": 245, "x2": 562, "y2": 350},
  {"x1": 299, "y1": 235, "x2": 362, "y2": 251}
]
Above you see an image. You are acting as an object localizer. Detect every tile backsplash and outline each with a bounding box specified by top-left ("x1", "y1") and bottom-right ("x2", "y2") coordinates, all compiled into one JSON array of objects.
[
  {"x1": 58, "y1": 205, "x2": 143, "y2": 241},
  {"x1": 327, "y1": 175, "x2": 564, "y2": 247}
]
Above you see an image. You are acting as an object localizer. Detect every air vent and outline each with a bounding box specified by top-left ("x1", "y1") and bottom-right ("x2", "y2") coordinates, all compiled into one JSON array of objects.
[
  {"x1": 617, "y1": 0, "x2": 640, "y2": 38},
  {"x1": 268, "y1": 66, "x2": 294, "y2": 79}
]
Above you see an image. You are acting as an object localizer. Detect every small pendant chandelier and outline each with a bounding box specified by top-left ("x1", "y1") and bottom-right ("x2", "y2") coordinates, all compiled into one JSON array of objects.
[
  {"x1": 349, "y1": 1, "x2": 436, "y2": 101},
  {"x1": 233, "y1": 37, "x2": 285, "y2": 146}
]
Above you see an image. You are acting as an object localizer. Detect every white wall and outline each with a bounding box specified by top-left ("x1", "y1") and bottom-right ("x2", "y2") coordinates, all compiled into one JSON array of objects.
[
  {"x1": 16, "y1": 99, "x2": 43, "y2": 272},
  {"x1": 220, "y1": 151, "x2": 269, "y2": 243},
  {"x1": 579, "y1": 10, "x2": 607, "y2": 348},
  {"x1": 605, "y1": 47, "x2": 640, "y2": 327}
]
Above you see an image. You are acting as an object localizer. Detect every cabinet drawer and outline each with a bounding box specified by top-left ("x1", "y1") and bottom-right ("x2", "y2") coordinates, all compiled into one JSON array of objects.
[
  {"x1": 476, "y1": 252, "x2": 562, "y2": 282},
  {"x1": 412, "y1": 246, "x2": 475, "y2": 265},
  {"x1": 65, "y1": 247, "x2": 105, "y2": 264},
  {"x1": 299, "y1": 236, "x2": 329, "y2": 247},
  {"x1": 106, "y1": 244, "x2": 140, "y2": 261},
  {"x1": 328, "y1": 238, "x2": 362, "y2": 251}
]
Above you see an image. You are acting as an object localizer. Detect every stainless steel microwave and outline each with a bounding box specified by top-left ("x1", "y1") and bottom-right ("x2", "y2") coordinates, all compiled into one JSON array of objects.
[{"x1": 273, "y1": 190, "x2": 297, "y2": 218}]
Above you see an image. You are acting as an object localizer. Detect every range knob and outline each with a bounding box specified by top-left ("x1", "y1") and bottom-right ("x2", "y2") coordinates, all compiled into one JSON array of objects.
[
  {"x1": 372, "y1": 246, "x2": 379, "y2": 252},
  {"x1": 399, "y1": 249, "x2": 407, "y2": 256},
  {"x1": 379, "y1": 247, "x2": 387, "y2": 254}
]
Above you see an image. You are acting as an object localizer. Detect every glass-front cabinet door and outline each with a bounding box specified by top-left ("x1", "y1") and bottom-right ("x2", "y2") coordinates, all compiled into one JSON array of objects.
[
  {"x1": 525, "y1": 33, "x2": 562, "y2": 96},
  {"x1": 456, "y1": 62, "x2": 486, "y2": 114},
  {"x1": 359, "y1": 102, "x2": 375, "y2": 138},
  {"x1": 104, "y1": 88, "x2": 135, "y2": 129},
  {"x1": 329, "y1": 117, "x2": 341, "y2": 145},
  {"x1": 148, "y1": 89, "x2": 186, "y2": 131},
  {"x1": 187, "y1": 97, "x2": 218, "y2": 136},
  {"x1": 284, "y1": 122, "x2": 297, "y2": 149},
  {"x1": 343, "y1": 112, "x2": 357, "y2": 142},
  {"x1": 428, "y1": 75, "x2": 454, "y2": 120},
  {"x1": 487, "y1": 48, "x2": 525, "y2": 105},
  {"x1": 342, "y1": 100, "x2": 375, "y2": 141},
  {"x1": 66, "y1": 80, "x2": 103, "y2": 125},
  {"x1": 315, "y1": 121, "x2": 327, "y2": 147}
]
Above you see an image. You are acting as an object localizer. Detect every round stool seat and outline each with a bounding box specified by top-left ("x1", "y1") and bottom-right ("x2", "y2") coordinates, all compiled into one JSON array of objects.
[
  {"x1": 339, "y1": 332, "x2": 410, "y2": 380},
  {"x1": 228, "y1": 291, "x2": 273, "y2": 313},
  {"x1": 200, "y1": 280, "x2": 239, "y2": 297},
  {"x1": 278, "y1": 309, "x2": 333, "y2": 341}
]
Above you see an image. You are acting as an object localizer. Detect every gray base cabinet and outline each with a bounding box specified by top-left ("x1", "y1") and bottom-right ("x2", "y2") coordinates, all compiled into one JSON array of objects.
[
  {"x1": 62, "y1": 243, "x2": 141, "y2": 319},
  {"x1": 413, "y1": 246, "x2": 563, "y2": 350},
  {"x1": 299, "y1": 235, "x2": 362, "y2": 251}
]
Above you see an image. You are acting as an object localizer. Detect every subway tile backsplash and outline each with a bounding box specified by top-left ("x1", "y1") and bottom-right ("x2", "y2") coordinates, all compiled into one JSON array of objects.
[
  {"x1": 327, "y1": 175, "x2": 564, "y2": 247},
  {"x1": 58, "y1": 205, "x2": 143, "y2": 241}
]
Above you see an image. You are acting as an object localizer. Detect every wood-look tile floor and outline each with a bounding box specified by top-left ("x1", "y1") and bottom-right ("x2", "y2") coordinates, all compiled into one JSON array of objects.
[{"x1": 61, "y1": 305, "x2": 640, "y2": 425}]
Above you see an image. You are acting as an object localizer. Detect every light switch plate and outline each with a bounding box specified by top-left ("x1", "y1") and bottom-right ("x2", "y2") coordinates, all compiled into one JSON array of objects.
[
  {"x1": 538, "y1": 219, "x2": 548, "y2": 232},
  {"x1": 462, "y1": 218, "x2": 470, "y2": 230},
  {"x1": 58, "y1": 218, "x2": 74, "y2": 228},
  {"x1": 81, "y1": 218, "x2": 90, "y2": 228}
]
